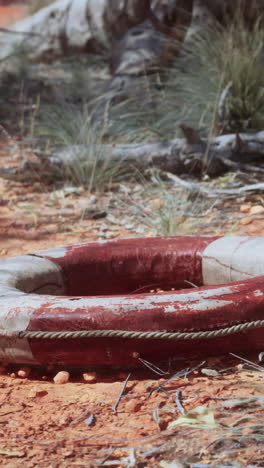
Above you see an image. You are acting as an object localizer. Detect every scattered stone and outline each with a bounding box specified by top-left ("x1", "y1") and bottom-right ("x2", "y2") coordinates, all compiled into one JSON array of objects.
[
  {"x1": 17, "y1": 367, "x2": 31, "y2": 379},
  {"x1": 240, "y1": 216, "x2": 253, "y2": 225},
  {"x1": 10, "y1": 373, "x2": 16, "y2": 378},
  {"x1": 249, "y1": 205, "x2": 264, "y2": 215},
  {"x1": 53, "y1": 371, "x2": 70, "y2": 384},
  {"x1": 201, "y1": 368, "x2": 220, "y2": 376},
  {"x1": 150, "y1": 198, "x2": 164, "y2": 210},
  {"x1": 28, "y1": 387, "x2": 48, "y2": 398},
  {"x1": 248, "y1": 225, "x2": 261, "y2": 234},
  {"x1": 83, "y1": 372, "x2": 97, "y2": 383},
  {"x1": 239, "y1": 203, "x2": 251, "y2": 213}
]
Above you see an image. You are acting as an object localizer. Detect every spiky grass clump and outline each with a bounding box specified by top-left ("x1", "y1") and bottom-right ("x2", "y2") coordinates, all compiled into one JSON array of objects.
[
  {"x1": 153, "y1": 11, "x2": 264, "y2": 138},
  {"x1": 38, "y1": 103, "x2": 129, "y2": 191},
  {"x1": 131, "y1": 171, "x2": 209, "y2": 236}
]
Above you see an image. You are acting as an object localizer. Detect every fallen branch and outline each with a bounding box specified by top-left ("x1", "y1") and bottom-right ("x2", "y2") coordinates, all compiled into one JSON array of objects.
[
  {"x1": 166, "y1": 173, "x2": 264, "y2": 199},
  {"x1": 1, "y1": 130, "x2": 264, "y2": 184}
]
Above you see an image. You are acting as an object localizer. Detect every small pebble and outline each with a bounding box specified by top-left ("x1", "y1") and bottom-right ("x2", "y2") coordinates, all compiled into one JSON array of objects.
[
  {"x1": 150, "y1": 198, "x2": 164, "y2": 210},
  {"x1": 28, "y1": 387, "x2": 48, "y2": 398},
  {"x1": 239, "y1": 203, "x2": 251, "y2": 213},
  {"x1": 53, "y1": 371, "x2": 70, "y2": 384},
  {"x1": 248, "y1": 225, "x2": 261, "y2": 234},
  {"x1": 17, "y1": 367, "x2": 31, "y2": 379},
  {"x1": 240, "y1": 216, "x2": 253, "y2": 225},
  {"x1": 249, "y1": 205, "x2": 264, "y2": 215},
  {"x1": 83, "y1": 372, "x2": 97, "y2": 383}
]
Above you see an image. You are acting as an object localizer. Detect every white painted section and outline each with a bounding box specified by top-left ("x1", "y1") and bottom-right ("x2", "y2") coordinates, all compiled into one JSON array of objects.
[
  {"x1": 0, "y1": 255, "x2": 64, "y2": 295},
  {"x1": 0, "y1": 254, "x2": 64, "y2": 363},
  {"x1": 202, "y1": 236, "x2": 264, "y2": 285},
  {"x1": 35, "y1": 246, "x2": 68, "y2": 259},
  {"x1": 11, "y1": 284, "x2": 239, "y2": 315},
  {"x1": 0, "y1": 299, "x2": 36, "y2": 363}
]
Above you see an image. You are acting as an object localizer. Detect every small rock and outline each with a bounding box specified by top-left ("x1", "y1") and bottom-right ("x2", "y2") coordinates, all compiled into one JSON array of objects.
[
  {"x1": 146, "y1": 231, "x2": 155, "y2": 237},
  {"x1": 17, "y1": 367, "x2": 31, "y2": 379},
  {"x1": 134, "y1": 226, "x2": 145, "y2": 234},
  {"x1": 150, "y1": 198, "x2": 164, "y2": 210},
  {"x1": 248, "y1": 225, "x2": 261, "y2": 234},
  {"x1": 28, "y1": 387, "x2": 48, "y2": 398},
  {"x1": 249, "y1": 205, "x2": 264, "y2": 215},
  {"x1": 83, "y1": 372, "x2": 97, "y2": 383},
  {"x1": 201, "y1": 368, "x2": 220, "y2": 376},
  {"x1": 53, "y1": 371, "x2": 70, "y2": 384},
  {"x1": 125, "y1": 399, "x2": 143, "y2": 413},
  {"x1": 240, "y1": 216, "x2": 253, "y2": 225},
  {"x1": 10, "y1": 372, "x2": 16, "y2": 378},
  {"x1": 133, "y1": 184, "x2": 143, "y2": 192},
  {"x1": 239, "y1": 203, "x2": 251, "y2": 213}
]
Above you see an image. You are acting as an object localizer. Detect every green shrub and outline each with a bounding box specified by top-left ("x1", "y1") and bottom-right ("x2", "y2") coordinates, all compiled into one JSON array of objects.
[{"x1": 107, "y1": 10, "x2": 264, "y2": 140}]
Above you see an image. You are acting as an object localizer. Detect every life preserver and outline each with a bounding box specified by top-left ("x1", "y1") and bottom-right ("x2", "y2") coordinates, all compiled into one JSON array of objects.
[{"x1": 0, "y1": 236, "x2": 263, "y2": 368}]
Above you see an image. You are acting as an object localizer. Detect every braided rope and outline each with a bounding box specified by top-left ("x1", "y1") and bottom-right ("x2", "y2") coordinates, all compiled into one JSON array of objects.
[{"x1": 12, "y1": 319, "x2": 264, "y2": 341}]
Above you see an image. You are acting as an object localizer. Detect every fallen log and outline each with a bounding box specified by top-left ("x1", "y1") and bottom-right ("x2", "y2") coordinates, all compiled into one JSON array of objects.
[{"x1": 1, "y1": 130, "x2": 264, "y2": 184}]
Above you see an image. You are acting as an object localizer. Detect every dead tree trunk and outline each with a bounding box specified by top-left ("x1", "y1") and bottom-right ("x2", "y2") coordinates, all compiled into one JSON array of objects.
[{"x1": 1, "y1": 130, "x2": 264, "y2": 184}]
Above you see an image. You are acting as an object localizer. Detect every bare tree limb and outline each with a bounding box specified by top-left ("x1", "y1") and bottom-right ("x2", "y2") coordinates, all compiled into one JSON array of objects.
[
  {"x1": 166, "y1": 172, "x2": 264, "y2": 199},
  {"x1": 1, "y1": 130, "x2": 264, "y2": 185}
]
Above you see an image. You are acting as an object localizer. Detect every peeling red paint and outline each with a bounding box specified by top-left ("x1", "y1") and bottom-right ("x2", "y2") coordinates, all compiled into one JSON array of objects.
[{"x1": 44, "y1": 236, "x2": 219, "y2": 296}]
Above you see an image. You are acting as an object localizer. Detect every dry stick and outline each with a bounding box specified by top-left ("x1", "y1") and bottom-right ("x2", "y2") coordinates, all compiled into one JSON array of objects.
[
  {"x1": 166, "y1": 172, "x2": 264, "y2": 199},
  {"x1": 138, "y1": 357, "x2": 169, "y2": 376},
  {"x1": 175, "y1": 390, "x2": 185, "y2": 414},
  {"x1": 229, "y1": 353, "x2": 264, "y2": 372},
  {"x1": 113, "y1": 373, "x2": 131, "y2": 414},
  {"x1": 148, "y1": 361, "x2": 205, "y2": 398}
]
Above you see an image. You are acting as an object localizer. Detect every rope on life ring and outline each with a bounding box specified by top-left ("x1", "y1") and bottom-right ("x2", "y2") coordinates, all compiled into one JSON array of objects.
[{"x1": 0, "y1": 235, "x2": 263, "y2": 368}]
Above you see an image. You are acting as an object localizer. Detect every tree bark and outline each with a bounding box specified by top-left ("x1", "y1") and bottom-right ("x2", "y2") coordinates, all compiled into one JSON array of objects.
[{"x1": 0, "y1": 0, "x2": 157, "y2": 61}]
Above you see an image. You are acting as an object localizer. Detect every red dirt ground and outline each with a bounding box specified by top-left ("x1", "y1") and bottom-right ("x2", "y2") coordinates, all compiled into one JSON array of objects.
[{"x1": 0, "y1": 3, "x2": 28, "y2": 28}]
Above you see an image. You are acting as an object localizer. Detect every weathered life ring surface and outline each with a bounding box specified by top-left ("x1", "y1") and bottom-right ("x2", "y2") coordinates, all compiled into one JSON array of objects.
[{"x1": 0, "y1": 235, "x2": 263, "y2": 368}]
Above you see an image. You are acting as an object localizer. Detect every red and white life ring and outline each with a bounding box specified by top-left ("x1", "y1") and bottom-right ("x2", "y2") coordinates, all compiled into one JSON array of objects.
[{"x1": 0, "y1": 236, "x2": 263, "y2": 368}]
